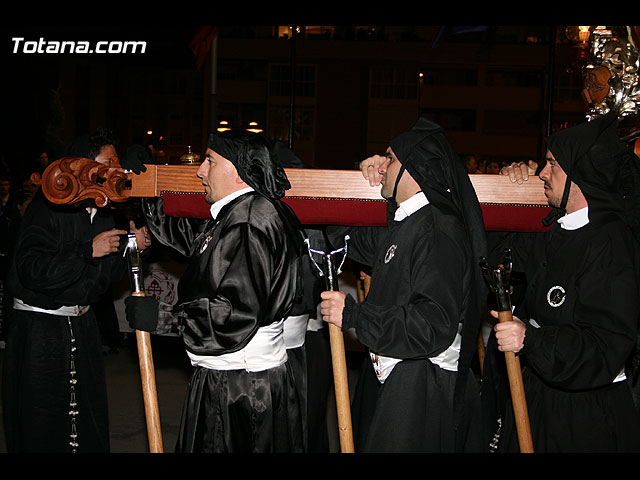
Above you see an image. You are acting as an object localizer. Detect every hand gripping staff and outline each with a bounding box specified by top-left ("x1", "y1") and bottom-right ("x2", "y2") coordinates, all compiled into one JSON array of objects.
[
  {"x1": 306, "y1": 236, "x2": 355, "y2": 453},
  {"x1": 479, "y1": 250, "x2": 534, "y2": 453},
  {"x1": 124, "y1": 234, "x2": 164, "y2": 453}
]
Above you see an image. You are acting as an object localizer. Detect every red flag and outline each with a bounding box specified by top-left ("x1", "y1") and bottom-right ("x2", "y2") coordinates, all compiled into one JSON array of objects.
[{"x1": 189, "y1": 26, "x2": 218, "y2": 70}]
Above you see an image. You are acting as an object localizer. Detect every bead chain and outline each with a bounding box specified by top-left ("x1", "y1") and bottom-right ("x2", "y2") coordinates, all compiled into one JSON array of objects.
[
  {"x1": 67, "y1": 317, "x2": 79, "y2": 453},
  {"x1": 489, "y1": 417, "x2": 502, "y2": 453}
]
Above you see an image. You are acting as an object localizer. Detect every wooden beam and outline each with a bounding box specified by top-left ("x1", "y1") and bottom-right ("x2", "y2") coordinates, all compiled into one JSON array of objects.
[{"x1": 130, "y1": 165, "x2": 548, "y2": 206}]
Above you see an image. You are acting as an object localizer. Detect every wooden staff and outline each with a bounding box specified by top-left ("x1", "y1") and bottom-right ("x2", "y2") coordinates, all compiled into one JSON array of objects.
[
  {"x1": 125, "y1": 234, "x2": 164, "y2": 453},
  {"x1": 480, "y1": 252, "x2": 534, "y2": 453},
  {"x1": 318, "y1": 249, "x2": 355, "y2": 453},
  {"x1": 356, "y1": 272, "x2": 371, "y2": 303},
  {"x1": 477, "y1": 330, "x2": 486, "y2": 376},
  {"x1": 496, "y1": 309, "x2": 533, "y2": 453},
  {"x1": 135, "y1": 324, "x2": 164, "y2": 452}
]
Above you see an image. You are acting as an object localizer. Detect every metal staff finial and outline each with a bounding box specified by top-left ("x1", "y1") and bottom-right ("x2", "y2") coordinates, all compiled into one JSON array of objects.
[
  {"x1": 479, "y1": 248, "x2": 513, "y2": 312},
  {"x1": 305, "y1": 234, "x2": 354, "y2": 453},
  {"x1": 305, "y1": 235, "x2": 350, "y2": 290},
  {"x1": 124, "y1": 234, "x2": 144, "y2": 294},
  {"x1": 478, "y1": 247, "x2": 534, "y2": 453},
  {"x1": 123, "y1": 233, "x2": 164, "y2": 453}
]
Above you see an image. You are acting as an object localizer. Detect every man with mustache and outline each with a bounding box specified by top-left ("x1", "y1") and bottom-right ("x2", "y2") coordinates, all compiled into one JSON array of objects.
[{"x1": 490, "y1": 114, "x2": 640, "y2": 452}]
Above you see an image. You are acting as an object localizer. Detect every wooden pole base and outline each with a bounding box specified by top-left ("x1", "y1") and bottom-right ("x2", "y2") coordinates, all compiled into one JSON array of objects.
[
  {"x1": 132, "y1": 292, "x2": 164, "y2": 453},
  {"x1": 328, "y1": 323, "x2": 355, "y2": 453},
  {"x1": 498, "y1": 310, "x2": 534, "y2": 453}
]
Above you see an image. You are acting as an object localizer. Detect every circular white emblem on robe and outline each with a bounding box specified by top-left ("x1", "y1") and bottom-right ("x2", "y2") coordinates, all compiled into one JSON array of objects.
[
  {"x1": 384, "y1": 244, "x2": 397, "y2": 264},
  {"x1": 546, "y1": 285, "x2": 566, "y2": 307}
]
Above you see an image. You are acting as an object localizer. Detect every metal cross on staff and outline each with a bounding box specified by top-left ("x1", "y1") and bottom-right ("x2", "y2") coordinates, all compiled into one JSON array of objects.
[
  {"x1": 306, "y1": 235, "x2": 355, "y2": 453},
  {"x1": 479, "y1": 249, "x2": 534, "y2": 453}
]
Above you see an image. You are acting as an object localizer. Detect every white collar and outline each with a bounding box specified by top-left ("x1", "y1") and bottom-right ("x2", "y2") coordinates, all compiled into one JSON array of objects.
[
  {"x1": 209, "y1": 187, "x2": 255, "y2": 220},
  {"x1": 394, "y1": 191, "x2": 429, "y2": 221},
  {"x1": 557, "y1": 206, "x2": 589, "y2": 230}
]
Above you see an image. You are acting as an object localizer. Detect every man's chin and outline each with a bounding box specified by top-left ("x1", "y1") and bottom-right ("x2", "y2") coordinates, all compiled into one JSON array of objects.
[{"x1": 545, "y1": 197, "x2": 560, "y2": 209}]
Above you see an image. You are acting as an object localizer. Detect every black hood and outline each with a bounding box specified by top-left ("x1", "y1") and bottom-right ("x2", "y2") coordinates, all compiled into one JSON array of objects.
[
  {"x1": 545, "y1": 113, "x2": 640, "y2": 233},
  {"x1": 206, "y1": 131, "x2": 291, "y2": 201},
  {"x1": 389, "y1": 117, "x2": 487, "y2": 256}
]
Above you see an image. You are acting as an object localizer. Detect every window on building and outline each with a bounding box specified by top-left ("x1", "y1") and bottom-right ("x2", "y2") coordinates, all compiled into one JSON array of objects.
[
  {"x1": 420, "y1": 108, "x2": 477, "y2": 131},
  {"x1": 269, "y1": 64, "x2": 316, "y2": 97},
  {"x1": 302, "y1": 26, "x2": 336, "y2": 39},
  {"x1": 370, "y1": 67, "x2": 419, "y2": 99},
  {"x1": 483, "y1": 110, "x2": 542, "y2": 136},
  {"x1": 219, "y1": 59, "x2": 268, "y2": 81},
  {"x1": 420, "y1": 67, "x2": 478, "y2": 86},
  {"x1": 267, "y1": 105, "x2": 315, "y2": 143},
  {"x1": 555, "y1": 69, "x2": 584, "y2": 103},
  {"x1": 485, "y1": 68, "x2": 544, "y2": 88}
]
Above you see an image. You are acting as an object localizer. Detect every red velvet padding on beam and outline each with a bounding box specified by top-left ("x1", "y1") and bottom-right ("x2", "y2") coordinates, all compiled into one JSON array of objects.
[
  {"x1": 160, "y1": 192, "x2": 552, "y2": 232},
  {"x1": 283, "y1": 197, "x2": 388, "y2": 226},
  {"x1": 480, "y1": 203, "x2": 551, "y2": 233},
  {"x1": 162, "y1": 192, "x2": 211, "y2": 219}
]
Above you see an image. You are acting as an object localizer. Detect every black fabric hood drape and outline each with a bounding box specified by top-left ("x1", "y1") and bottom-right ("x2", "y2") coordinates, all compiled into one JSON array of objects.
[
  {"x1": 388, "y1": 117, "x2": 487, "y2": 271},
  {"x1": 206, "y1": 130, "x2": 305, "y2": 264},
  {"x1": 206, "y1": 131, "x2": 291, "y2": 201},
  {"x1": 545, "y1": 113, "x2": 640, "y2": 237}
]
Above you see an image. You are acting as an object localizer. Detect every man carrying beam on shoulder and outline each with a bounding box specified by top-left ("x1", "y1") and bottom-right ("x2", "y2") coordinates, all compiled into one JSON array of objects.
[
  {"x1": 320, "y1": 117, "x2": 488, "y2": 452},
  {"x1": 127, "y1": 131, "x2": 306, "y2": 453},
  {"x1": 489, "y1": 113, "x2": 640, "y2": 452}
]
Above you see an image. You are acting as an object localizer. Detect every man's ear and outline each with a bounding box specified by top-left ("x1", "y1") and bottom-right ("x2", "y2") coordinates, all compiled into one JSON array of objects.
[{"x1": 235, "y1": 175, "x2": 248, "y2": 186}]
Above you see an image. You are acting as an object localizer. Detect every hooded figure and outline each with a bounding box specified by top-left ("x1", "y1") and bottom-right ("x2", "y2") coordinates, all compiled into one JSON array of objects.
[
  {"x1": 389, "y1": 117, "x2": 489, "y2": 443},
  {"x1": 3, "y1": 128, "x2": 131, "y2": 453},
  {"x1": 544, "y1": 112, "x2": 640, "y2": 237},
  {"x1": 322, "y1": 117, "x2": 488, "y2": 453},
  {"x1": 491, "y1": 115, "x2": 640, "y2": 453},
  {"x1": 139, "y1": 131, "x2": 305, "y2": 453},
  {"x1": 206, "y1": 131, "x2": 291, "y2": 201}
]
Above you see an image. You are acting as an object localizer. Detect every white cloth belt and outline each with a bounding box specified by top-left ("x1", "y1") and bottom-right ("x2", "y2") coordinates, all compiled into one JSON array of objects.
[
  {"x1": 371, "y1": 323, "x2": 463, "y2": 384},
  {"x1": 283, "y1": 314, "x2": 309, "y2": 349},
  {"x1": 307, "y1": 315, "x2": 324, "y2": 332},
  {"x1": 13, "y1": 298, "x2": 89, "y2": 317},
  {"x1": 188, "y1": 319, "x2": 287, "y2": 372},
  {"x1": 306, "y1": 304, "x2": 325, "y2": 332}
]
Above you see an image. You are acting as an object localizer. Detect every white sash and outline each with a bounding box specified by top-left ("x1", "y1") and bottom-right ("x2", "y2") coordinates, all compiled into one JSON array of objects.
[
  {"x1": 13, "y1": 298, "x2": 89, "y2": 316},
  {"x1": 188, "y1": 319, "x2": 287, "y2": 372},
  {"x1": 371, "y1": 323, "x2": 463, "y2": 384},
  {"x1": 283, "y1": 314, "x2": 309, "y2": 349}
]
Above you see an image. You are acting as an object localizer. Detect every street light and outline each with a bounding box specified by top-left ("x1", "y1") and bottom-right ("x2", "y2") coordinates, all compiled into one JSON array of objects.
[
  {"x1": 246, "y1": 121, "x2": 263, "y2": 133},
  {"x1": 217, "y1": 120, "x2": 231, "y2": 132}
]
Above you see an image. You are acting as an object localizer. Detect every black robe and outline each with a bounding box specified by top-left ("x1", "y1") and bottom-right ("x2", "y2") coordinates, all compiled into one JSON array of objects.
[
  {"x1": 143, "y1": 192, "x2": 304, "y2": 452},
  {"x1": 3, "y1": 191, "x2": 126, "y2": 453},
  {"x1": 329, "y1": 201, "x2": 484, "y2": 453},
  {"x1": 491, "y1": 213, "x2": 640, "y2": 452}
]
